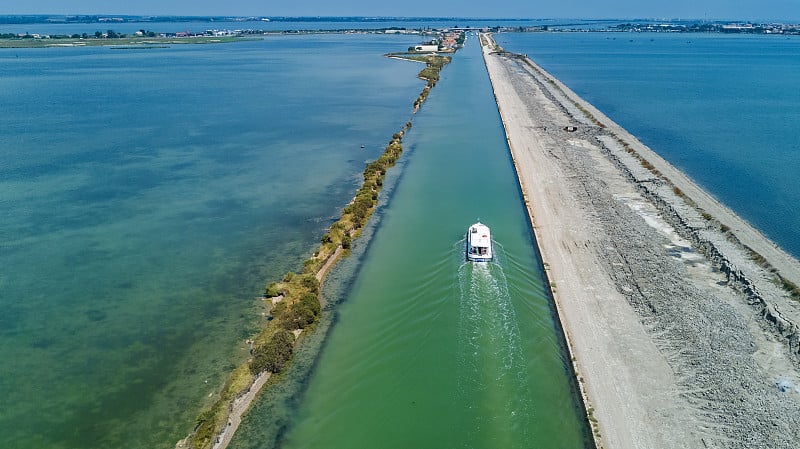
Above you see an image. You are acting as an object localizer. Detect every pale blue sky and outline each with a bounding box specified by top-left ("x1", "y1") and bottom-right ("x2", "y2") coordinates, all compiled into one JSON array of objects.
[{"x1": 3, "y1": 0, "x2": 799, "y2": 21}]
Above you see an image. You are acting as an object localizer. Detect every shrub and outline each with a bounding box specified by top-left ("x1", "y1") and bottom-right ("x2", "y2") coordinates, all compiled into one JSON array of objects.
[
  {"x1": 303, "y1": 258, "x2": 321, "y2": 274},
  {"x1": 300, "y1": 275, "x2": 320, "y2": 294},
  {"x1": 283, "y1": 304, "x2": 316, "y2": 330},
  {"x1": 265, "y1": 282, "x2": 281, "y2": 297},
  {"x1": 349, "y1": 197, "x2": 372, "y2": 225},
  {"x1": 781, "y1": 277, "x2": 800, "y2": 300},
  {"x1": 250, "y1": 330, "x2": 294, "y2": 374},
  {"x1": 300, "y1": 292, "x2": 321, "y2": 316}
]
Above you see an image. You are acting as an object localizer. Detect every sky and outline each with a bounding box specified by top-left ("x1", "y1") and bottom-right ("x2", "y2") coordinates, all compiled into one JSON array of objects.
[{"x1": 2, "y1": 0, "x2": 799, "y2": 22}]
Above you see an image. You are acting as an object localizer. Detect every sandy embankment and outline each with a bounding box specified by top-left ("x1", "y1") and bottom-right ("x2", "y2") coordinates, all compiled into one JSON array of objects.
[{"x1": 481, "y1": 34, "x2": 800, "y2": 449}]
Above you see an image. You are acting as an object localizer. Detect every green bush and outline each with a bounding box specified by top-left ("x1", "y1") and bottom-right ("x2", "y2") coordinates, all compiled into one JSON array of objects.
[
  {"x1": 265, "y1": 282, "x2": 281, "y2": 297},
  {"x1": 300, "y1": 292, "x2": 321, "y2": 316},
  {"x1": 300, "y1": 275, "x2": 320, "y2": 293},
  {"x1": 349, "y1": 199, "x2": 371, "y2": 225},
  {"x1": 250, "y1": 330, "x2": 294, "y2": 375},
  {"x1": 303, "y1": 258, "x2": 322, "y2": 274},
  {"x1": 283, "y1": 304, "x2": 316, "y2": 330}
]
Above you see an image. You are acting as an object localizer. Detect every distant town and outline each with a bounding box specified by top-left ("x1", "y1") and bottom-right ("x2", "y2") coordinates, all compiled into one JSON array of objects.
[
  {"x1": 0, "y1": 15, "x2": 798, "y2": 45},
  {"x1": 554, "y1": 21, "x2": 800, "y2": 34},
  {"x1": 0, "y1": 23, "x2": 473, "y2": 50}
]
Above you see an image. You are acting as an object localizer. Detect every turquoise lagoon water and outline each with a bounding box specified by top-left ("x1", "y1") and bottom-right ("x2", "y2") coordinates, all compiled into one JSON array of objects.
[
  {"x1": 229, "y1": 35, "x2": 591, "y2": 449},
  {"x1": 496, "y1": 32, "x2": 800, "y2": 257},
  {"x1": 0, "y1": 34, "x2": 425, "y2": 448}
]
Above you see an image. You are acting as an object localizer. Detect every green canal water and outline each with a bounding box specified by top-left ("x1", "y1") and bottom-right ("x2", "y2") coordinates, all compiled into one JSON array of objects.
[{"x1": 231, "y1": 35, "x2": 592, "y2": 449}]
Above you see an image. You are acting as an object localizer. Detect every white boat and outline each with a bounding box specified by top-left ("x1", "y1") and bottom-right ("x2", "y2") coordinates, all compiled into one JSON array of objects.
[{"x1": 466, "y1": 221, "x2": 493, "y2": 262}]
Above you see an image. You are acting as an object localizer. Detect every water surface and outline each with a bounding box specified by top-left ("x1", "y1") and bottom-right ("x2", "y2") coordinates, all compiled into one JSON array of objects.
[
  {"x1": 0, "y1": 33, "x2": 423, "y2": 448},
  {"x1": 230, "y1": 35, "x2": 591, "y2": 449},
  {"x1": 497, "y1": 32, "x2": 800, "y2": 257}
]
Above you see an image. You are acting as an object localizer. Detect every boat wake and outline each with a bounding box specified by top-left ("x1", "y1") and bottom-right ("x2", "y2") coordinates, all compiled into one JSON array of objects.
[{"x1": 453, "y1": 240, "x2": 532, "y2": 444}]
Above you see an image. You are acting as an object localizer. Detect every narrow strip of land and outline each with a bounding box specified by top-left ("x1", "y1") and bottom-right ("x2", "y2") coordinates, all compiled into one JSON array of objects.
[
  {"x1": 211, "y1": 371, "x2": 271, "y2": 449},
  {"x1": 177, "y1": 46, "x2": 456, "y2": 449},
  {"x1": 481, "y1": 34, "x2": 800, "y2": 449},
  {"x1": 0, "y1": 35, "x2": 256, "y2": 48}
]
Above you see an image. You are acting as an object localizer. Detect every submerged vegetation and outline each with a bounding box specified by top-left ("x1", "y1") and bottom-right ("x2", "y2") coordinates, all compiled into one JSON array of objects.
[{"x1": 185, "y1": 48, "x2": 452, "y2": 449}]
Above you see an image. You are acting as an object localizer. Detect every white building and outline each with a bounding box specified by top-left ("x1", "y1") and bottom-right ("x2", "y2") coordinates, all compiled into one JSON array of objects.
[{"x1": 414, "y1": 44, "x2": 439, "y2": 52}]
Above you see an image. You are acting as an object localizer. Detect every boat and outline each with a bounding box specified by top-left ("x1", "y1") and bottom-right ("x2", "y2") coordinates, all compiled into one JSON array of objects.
[{"x1": 466, "y1": 221, "x2": 493, "y2": 262}]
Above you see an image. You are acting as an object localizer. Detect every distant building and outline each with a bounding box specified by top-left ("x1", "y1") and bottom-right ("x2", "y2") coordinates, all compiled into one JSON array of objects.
[
  {"x1": 414, "y1": 44, "x2": 439, "y2": 52},
  {"x1": 721, "y1": 24, "x2": 755, "y2": 32}
]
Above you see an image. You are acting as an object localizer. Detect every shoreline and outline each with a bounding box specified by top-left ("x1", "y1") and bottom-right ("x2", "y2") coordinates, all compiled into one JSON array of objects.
[
  {"x1": 0, "y1": 35, "x2": 256, "y2": 48},
  {"x1": 178, "y1": 49, "x2": 455, "y2": 449},
  {"x1": 481, "y1": 33, "x2": 800, "y2": 448}
]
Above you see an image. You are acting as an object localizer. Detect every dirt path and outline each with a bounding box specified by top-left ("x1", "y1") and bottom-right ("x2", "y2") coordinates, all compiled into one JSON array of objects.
[{"x1": 211, "y1": 371, "x2": 272, "y2": 449}]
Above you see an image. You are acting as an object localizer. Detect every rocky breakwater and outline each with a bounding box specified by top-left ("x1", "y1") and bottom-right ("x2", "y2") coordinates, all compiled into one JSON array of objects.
[{"x1": 482, "y1": 33, "x2": 800, "y2": 449}]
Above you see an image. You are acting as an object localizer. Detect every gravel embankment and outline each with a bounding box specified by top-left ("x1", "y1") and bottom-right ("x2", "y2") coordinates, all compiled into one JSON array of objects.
[{"x1": 483, "y1": 34, "x2": 800, "y2": 449}]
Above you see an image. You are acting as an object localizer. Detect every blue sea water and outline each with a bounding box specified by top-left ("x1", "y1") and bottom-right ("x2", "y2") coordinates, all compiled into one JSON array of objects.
[
  {"x1": 496, "y1": 32, "x2": 800, "y2": 258},
  {"x1": 0, "y1": 34, "x2": 424, "y2": 448}
]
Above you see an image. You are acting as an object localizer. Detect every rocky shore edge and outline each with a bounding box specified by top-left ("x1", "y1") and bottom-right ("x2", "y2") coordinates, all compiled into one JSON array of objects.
[{"x1": 482, "y1": 33, "x2": 800, "y2": 448}]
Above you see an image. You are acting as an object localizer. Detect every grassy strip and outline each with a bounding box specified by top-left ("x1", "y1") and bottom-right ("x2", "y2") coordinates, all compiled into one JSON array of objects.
[
  {"x1": 780, "y1": 276, "x2": 800, "y2": 301},
  {"x1": 186, "y1": 53, "x2": 451, "y2": 449},
  {"x1": 413, "y1": 55, "x2": 452, "y2": 112},
  {"x1": 0, "y1": 35, "x2": 255, "y2": 48},
  {"x1": 384, "y1": 53, "x2": 451, "y2": 86},
  {"x1": 744, "y1": 245, "x2": 800, "y2": 301}
]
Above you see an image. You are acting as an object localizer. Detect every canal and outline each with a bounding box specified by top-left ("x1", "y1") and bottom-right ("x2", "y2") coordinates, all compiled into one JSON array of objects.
[{"x1": 232, "y1": 34, "x2": 592, "y2": 449}]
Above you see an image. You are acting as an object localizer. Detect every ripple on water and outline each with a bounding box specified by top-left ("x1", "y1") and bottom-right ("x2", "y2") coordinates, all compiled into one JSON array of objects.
[{"x1": 456, "y1": 247, "x2": 533, "y2": 446}]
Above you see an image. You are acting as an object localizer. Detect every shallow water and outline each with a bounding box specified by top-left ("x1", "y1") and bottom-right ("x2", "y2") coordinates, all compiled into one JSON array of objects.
[
  {"x1": 0, "y1": 34, "x2": 424, "y2": 448},
  {"x1": 230, "y1": 35, "x2": 591, "y2": 449},
  {"x1": 496, "y1": 32, "x2": 800, "y2": 258}
]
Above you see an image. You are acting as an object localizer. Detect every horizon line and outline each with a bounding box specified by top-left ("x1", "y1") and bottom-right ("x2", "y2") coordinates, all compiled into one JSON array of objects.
[{"x1": 1, "y1": 14, "x2": 798, "y2": 22}]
